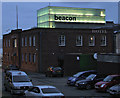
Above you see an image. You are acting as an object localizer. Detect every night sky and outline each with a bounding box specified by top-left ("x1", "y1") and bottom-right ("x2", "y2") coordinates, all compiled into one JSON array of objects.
[{"x1": 1, "y1": 2, "x2": 119, "y2": 36}]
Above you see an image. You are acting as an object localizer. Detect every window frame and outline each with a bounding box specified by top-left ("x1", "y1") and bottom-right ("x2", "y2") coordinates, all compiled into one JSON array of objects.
[{"x1": 59, "y1": 35, "x2": 65, "y2": 46}]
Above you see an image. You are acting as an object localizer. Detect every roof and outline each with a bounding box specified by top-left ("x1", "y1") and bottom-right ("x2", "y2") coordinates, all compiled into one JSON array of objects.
[
  {"x1": 7, "y1": 70, "x2": 27, "y2": 76},
  {"x1": 36, "y1": 85, "x2": 56, "y2": 89}
]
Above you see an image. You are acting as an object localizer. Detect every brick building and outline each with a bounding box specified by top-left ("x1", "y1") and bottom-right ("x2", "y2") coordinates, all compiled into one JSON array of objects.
[{"x1": 3, "y1": 28, "x2": 114, "y2": 74}]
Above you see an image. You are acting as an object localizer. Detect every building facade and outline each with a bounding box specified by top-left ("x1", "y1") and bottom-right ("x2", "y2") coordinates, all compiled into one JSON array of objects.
[{"x1": 3, "y1": 28, "x2": 114, "y2": 74}]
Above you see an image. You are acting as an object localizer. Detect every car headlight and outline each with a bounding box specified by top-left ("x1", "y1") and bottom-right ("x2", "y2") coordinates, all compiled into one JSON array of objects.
[{"x1": 101, "y1": 84, "x2": 106, "y2": 88}]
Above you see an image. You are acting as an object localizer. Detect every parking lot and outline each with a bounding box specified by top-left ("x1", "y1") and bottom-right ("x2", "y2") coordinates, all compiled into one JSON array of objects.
[{"x1": 1, "y1": 69, "x2": 112, "y2": 97}]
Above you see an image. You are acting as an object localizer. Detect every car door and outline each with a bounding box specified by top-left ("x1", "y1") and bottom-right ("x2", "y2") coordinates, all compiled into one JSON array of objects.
[
  {"x1": 7, "y1": 74, "x2": 12, "y2": 91},
  {"x1": 29, "y1": 87, "x2": 41, "y2": 96}
]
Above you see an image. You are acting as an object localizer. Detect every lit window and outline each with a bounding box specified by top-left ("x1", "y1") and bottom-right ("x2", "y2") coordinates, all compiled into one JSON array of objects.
[
  {"x1": 25, "y1": 53, "x2": 27, "y2": 62},
  {"x1": 29, "y1": 36, "x2": 32, "y2": 46},
  {"x1": 101, "y1": 36, "x2": 106, "y2": 46},
  {"x1": 25, "y1": 37, "x2": 27, "y2": 46},
  {"x1": 76, "y1": 35, "x2": 83, "y2": 46},
  {"x1": 13, "y1": 39, "x2": 17, "y2": 48},
  {"x1": 29, "y1": 53, "x2": 31, "y2": 62},
  {"x1": 33, "y1": 36, "x2": 35, "y2": 46},
  {"x1": 22, "y1": 38, "x2": 24, "y2": 47},
  {"x1": 59, "y1": 35, "x2": 65, "y2": 46},
  {"x1": 89, "y1": 36, "x2": 95, "y2": 46},
  {"x1": 33, "y1": 54, "x2": 36, "y2": 63}
]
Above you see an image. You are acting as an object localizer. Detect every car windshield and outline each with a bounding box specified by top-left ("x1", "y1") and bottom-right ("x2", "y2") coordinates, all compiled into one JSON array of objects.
[
  {"x1": 86, "y1": 74, "x2": 96, "y2": 80},
  {"x1": 41, "y1": 88, "x2": 61, "y2": 94},
  {"x1": 13, "y1": 76, "x2": 30, "y2": 82},
  {"x1": 53, "y1": 67, "x2": 62, "y2": 71},
  {"x1": 73, "y1": 72, "x2": 83, "y2": 77},
  {"x1": 103, "y1": 76, "x2": 113, "y2": 82}
]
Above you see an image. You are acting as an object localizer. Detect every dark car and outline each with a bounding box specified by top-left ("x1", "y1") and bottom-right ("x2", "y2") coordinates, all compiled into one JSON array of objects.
[
  {"x1": 67, "y1": 70, "x2": 97, "y2": 86},
  {"x1": 45, "y1": 67, "x2": 64, "y2": 77},
  {"x1": 4, "y1": 64, "x2": 19, "y2": 73},
  {"x1": 75, "y1": 74, "x2": 104, "y2": 89},
  {"x1": 95, "y1": 75, "x2": 120, "y2": 92}
]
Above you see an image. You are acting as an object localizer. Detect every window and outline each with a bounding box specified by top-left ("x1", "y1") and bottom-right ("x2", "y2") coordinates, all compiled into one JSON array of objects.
[
  {"x1": 4, "y1": 40, "x2": 5, "y2": 47},
  {"x1": 59, "y1": 35, "x2": 65, "y2": 46},
  {"x1": 33, "y1": 36, "x2": 35, "y2": 46},
  {"x1": 89, "y1": 36, "x2": 95, "y2": 46},
  {"x1": 25, "y1": 37, "x2": 27, "y2": 46},
  {"x1": 25, "y1": 53, "x2": 27, "y2": 62},
  {"x1": 13, "y1": 39, "x2": 17, "y2": 47},
  {"x1": 101, "y1": 36, "x2": 106, "y2": 46},
  {"x1": 6, "y1": 39, "x2": 7, "y2": 47},
  {"x1": 29, "y1": 36, "x2": 32, "y2": 46},
  {"x1": 29, "y1": 53, "x2": 31, "y2": 62},
  {"x1": 22, "y1": 37, "x2": 24, "y2": 47},
  {"x1": 22, "y1": 54, "x2": 24, "y2": 62},
  {"x1": 8, "y1": 39, "x2": 10, "y2": 47},
  {"x1": 9, "y1": 53, "x2": 11, "y2": 61},
  {"x1": 76, "y1": 35, "x2": 83, "y2": 46},
  {"x1": 33, "y1": 54, "x2": 36, "y2": 63}
]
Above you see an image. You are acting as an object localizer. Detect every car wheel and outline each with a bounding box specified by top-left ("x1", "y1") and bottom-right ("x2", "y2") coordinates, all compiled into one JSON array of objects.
[
  {"x1": 4, "y1": 86, "x2": 7, "y2": 91},
  {"x1": 106, "y1": 87, "x2": 110, "y2": 92},
  {"x1": 86, "y1": 84, "x2": 92, "y2": 90}
]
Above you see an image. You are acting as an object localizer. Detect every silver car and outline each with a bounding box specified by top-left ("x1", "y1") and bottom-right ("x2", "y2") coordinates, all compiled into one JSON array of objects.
[
  {"x1": 25, "y1": 85, "x2": 64, "y2": 97},
  {"x1": 4, "y1": 70, "x2": 33, "y2": 95},
  {"x1": 109, "y1": 84, "x2": 120, "y2": 96}
]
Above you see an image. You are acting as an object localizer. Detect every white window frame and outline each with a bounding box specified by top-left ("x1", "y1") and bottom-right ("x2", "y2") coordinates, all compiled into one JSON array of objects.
[
  {"x1": 76, "y1": 35, "x2": 83, "y2": 46},
  {"x1": 100, "y1": 35, "x2": 106, "y2": 46},
  {"x1": 29, "y1": 36, "x2": 32, "y2": 46},
  {"x1": 59, "y1": 35, "x2": 65, "y2": 46},
  {"x1": 25, "y1": 37, "x2": 27, "y2": 46},
  {"x1": 33, "y1": 36, "x2": 35, "y2": 46},
  {"x1": 8, "y1": 39, "x2": 10, "y2": 47},
  {"x1": 89, "y1": 36, "x2": 95, "y2": 46}
]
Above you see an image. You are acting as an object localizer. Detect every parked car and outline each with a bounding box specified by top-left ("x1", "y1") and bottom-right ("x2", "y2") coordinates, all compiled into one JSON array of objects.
[
  {"x1": 4, "y1": 64, "x2": 19, "y2": 73},
  {"x1": 109, "y1": 84, "x2": 120, "y2": 97},
  {"x1": 75, "y1": 74, "x2": 104, "y2": 89},
  {"x1": 45, "y1": 66, "x2": 64, "y2": 77},
  {"x1": 67, "y1": 70, "x2": 97, "y2": 86},
  {"x1": 4, "y1": 70, "x2": 33, "y2": 95},
  {"x1": 24, "y1": 85, "x2": 64, "y2": 97},
  {"x1": 95, "y1": 75, "x2": 120, "y2": 92}
]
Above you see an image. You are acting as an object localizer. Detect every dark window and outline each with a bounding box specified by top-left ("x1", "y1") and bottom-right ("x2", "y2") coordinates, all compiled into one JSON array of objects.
[{"x1": 41, "y1": 88, "x2": 60, "y2": 94}]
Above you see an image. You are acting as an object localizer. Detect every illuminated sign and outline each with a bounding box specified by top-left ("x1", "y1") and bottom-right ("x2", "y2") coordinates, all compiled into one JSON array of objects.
[{"x1": 54, "y1": 15, "x2": 76, "y2": 21}]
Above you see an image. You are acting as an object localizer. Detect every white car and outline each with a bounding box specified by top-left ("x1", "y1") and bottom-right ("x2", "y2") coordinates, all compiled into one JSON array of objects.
[{"x1": 24, "y1": 85, "x2": 64, "y2": 97}]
